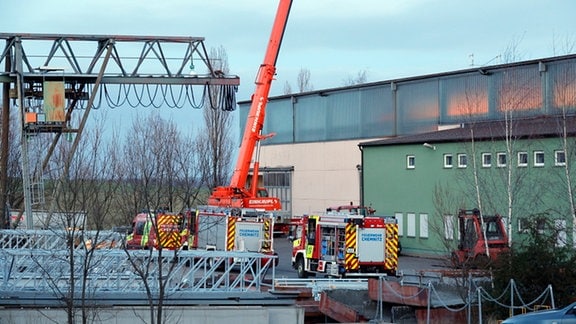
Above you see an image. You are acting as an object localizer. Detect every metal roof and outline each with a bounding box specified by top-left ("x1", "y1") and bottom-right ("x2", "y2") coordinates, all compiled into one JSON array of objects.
[
  {"x1": 359, "y1": 114, "x2": 576, "y2": 147},
  {"x1": 240, "y1": 53, "x2": 576, "y2": 103}
]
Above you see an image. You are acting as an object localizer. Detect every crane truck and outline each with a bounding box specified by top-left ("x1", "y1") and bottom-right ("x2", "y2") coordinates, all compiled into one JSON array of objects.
[
  {"x1": 207, "y1": 0, "x2": 291, "y2": 211},
  {"x1": 124, "y1": 1, "x2": 292, "y2": 259},
  {"x1": 290, "y1": 206, "x2": 399, "y2": 278},
  {"x1": 195, "y1": 0, "x2": 292, "y2": 258}
]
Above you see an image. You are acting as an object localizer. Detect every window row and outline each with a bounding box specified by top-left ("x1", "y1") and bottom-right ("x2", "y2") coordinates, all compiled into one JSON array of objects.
[
  {"x1": 396, "y1": 212, "x2": 569, "y2": 247},
  {"x1": 406, "y1": 150, "x2": 566, "y2": 169},
  {"x1": 395, "y1": 212, "x2": 428, "y2": 239}
]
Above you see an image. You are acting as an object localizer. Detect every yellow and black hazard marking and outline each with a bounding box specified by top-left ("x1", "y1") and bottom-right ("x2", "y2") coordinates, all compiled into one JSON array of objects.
[
  {"x1": 227, "y1": 216, "x2": 236, "y2": 251},
  {"x1": 158, "y1": 214, "x2": 180, "y2": 249},
  {"x1": 261, "y1": 218, "x2": 272, "y2": 251},
  {"x1": 345, "y1": 222, "x2": 359, "y2": 271},
  {"x1": 385, "y1": 223, "x2": 399, "y2": 272}
]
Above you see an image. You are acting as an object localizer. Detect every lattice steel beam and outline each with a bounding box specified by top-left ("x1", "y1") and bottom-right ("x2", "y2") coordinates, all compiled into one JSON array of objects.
[{"x1": 0, "y1": 33, "x2": 240, "y2": 86}]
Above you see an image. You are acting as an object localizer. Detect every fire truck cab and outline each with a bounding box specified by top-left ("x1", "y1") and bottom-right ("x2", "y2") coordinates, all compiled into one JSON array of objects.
[
  {"x1": 126, "y1": 210, "x2": 194, "y2": 251},
  {"x1": 291, "y1": 210, "x2": 399, "y2": 278}
]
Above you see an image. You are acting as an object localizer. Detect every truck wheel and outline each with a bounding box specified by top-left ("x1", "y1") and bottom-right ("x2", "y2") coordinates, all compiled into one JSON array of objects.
[
  {"x1": 296, "y1": 257, "x2": 308, "y2": 278},
  {"x1": 273, "y1": 252, "x2": 279, "y2": 267}
]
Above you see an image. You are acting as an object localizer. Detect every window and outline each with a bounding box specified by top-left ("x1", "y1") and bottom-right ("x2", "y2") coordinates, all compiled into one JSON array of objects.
[
  {"x1": 444, "y1": 154, "x2": 453, "y2": 168},
  {"x1": 534, "y1": 151, "x2": 544, "y2": 167},
  {"x1": 407, "y1": 213, "x2": 416, "y2": 237},
  {"x1": 482, "y1": 153, "x2": 492, "y2": 167},
  {"x1": 419, "y1": 213, "x2": 429, "y2": 238},
  {"x1": 497, "y1": 152, "x2": 507, "y2": 167},
  {"x1": 395, "y1": 212, "x2": 403, "y2": 237},
  {"x1": 518, "y1": 217, "x2": 546, "y2": 234},
  {"x1": 555, "y1": 150, "x2": 566, "y2": 166},
  {"x1": 517, "y1": 152, "x2": 528, "y2": 167},
  {"x1": 406, "y1": 155, "x2": 415, "y2": 169},
  {"x1": 457, "y1": 154, "x2": 467, "y2": 168},
  {"x1": 555, "y1": 219, "x2": 566, "y2": 247},
  {"x1": 444, "y1": 215, "x2": 454, "y2": 240}
]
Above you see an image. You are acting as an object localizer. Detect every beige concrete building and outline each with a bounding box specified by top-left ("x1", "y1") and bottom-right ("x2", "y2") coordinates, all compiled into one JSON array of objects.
[{"x1": 259, "y1": 140, "x2": 364, "y2": 216}]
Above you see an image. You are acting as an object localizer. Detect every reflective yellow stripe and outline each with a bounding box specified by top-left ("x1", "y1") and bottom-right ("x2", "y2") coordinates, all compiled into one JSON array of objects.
[
  {"x1": 227, "y1": 216, "x2": 236, "y2": 251},
  {"x1": 385, "y1": 223, "x2": 399, "y2": 272},
  {"x1": 345, "y1": 222, "x2": 359, "y2": 270}
]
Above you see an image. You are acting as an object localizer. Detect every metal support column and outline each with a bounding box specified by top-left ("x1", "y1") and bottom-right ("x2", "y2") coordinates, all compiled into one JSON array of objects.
[
  {"x1": 0, "y1": 43, "x2": 10, "y2": 228},
  {"x1": 13, "y1": 37, "x2": 33, "y2": 229}
]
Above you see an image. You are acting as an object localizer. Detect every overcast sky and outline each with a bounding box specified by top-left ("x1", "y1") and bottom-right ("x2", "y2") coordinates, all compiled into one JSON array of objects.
[
  {"x1": 2, "y1": 0, "x2": 576, "y2": 140},
  {"x1": 3, "y1": 0, "x2": 575, "y2": 100}
]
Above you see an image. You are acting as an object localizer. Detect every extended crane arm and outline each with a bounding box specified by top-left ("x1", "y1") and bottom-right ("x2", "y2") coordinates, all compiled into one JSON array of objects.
[
  {"x1": 207, "y1": 0, "x2": 292, "y2": 210},
  {"x1": 228, "y1": 0, "x2": 292, "y2": 190}
]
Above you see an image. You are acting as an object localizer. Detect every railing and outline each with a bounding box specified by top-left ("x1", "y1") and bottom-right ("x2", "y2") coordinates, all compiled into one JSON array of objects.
[{"x1": 0, "y1": 247, "x2": 276, "y2": 295}]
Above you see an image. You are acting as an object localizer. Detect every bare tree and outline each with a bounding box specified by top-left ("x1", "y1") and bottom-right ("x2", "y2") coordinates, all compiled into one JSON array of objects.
[
  {"x1": 115, "y1": 113, "x2": 200, "y2": 324},
  {"x1": 283, "y1": 80, "x2": 293, "y2": 95},
  {"x1": 501, "y1": 33, "x2": 526, "y2": 64},
  {"x1": 431, "y1": 64, "x2": 540, "y2": 266},
  {"x1": 29, "y1": 118, "x2": 123, "y2": 324},
  {"x1": 549, "y1": 34, "x2": 576, "y2": 247},
  {"x1": 297, "y1": 68, "x2": 313, "y2": 93},
  {"x1": 551, "y1": 60, "x2": 576, "y2": 247},
  {"x1": 116, "y1": 113, "x2": 183, "y2": 215},
  {"x1": 342, "y1": 70, "x2": 368, "y2": 86},
  {"x1": 0, "y1": 110, "x2": 24, "y2": 228},
  {"x1": 197, "y1": 46, "x2": 234, "y2": 191},
  {"x1": 552, "y1": 33, "x2": 576, "y2": 57}
]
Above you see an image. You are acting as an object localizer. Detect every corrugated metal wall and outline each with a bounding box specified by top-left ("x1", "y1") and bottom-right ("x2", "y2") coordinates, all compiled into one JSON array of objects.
[{"x1": 239, "y1": 55, "x2": 576, "y2": 145}]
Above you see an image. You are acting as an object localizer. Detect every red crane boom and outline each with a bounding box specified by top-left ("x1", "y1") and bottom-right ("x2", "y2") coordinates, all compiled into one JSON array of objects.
[{"x1": 207, "y1": 0, "x2": 292, "y2": 210}]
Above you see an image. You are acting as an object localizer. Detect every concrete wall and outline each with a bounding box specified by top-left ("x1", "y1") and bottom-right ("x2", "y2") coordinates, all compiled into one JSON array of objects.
[
  {"x1": 260, "y1": 139, "x2": 369, "y2": 216},
  {"x1": 0, "y1": 305, "x2": 305, "y2": 324}
]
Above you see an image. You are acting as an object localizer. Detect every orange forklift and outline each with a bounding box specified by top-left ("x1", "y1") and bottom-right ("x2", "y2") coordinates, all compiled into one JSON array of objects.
[{"x1": 451, "y1": 208, "x2": 509, "y2": 268}]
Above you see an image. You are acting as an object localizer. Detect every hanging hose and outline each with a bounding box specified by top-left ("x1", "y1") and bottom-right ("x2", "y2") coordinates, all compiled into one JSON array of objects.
[{"x1": 76, "y1": 83, "x2": 236, "y2": 111}]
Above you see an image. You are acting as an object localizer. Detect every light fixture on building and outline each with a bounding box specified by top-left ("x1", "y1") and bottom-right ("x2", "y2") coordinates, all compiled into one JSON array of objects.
[
  {"x1": 423, "y1": 143, "x2": 436, "y2": 150},
  {"x1": 539, "y1": 61, "x2": 546, "y2": 72},
  {"x1": 478, "y1": 68, "x2": 491, "y2": 76}
]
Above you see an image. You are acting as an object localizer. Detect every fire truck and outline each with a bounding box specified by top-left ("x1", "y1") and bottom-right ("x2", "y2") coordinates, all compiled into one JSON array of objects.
[
  {"x1": 126, "y1": 210, "x2": 194, "y2": 250},
  {"x1": 193, "y1": 206, "x2": 276, "y2": 260},
  {"x1": 451, "y1": 208, "x2": 509, "y2": 268},
  {"x1": 126, "y1": 207, "x2": 277, "y2": 262},
  {"x1": 290, "y1": 208, "x2": 399, "y2": 278}
]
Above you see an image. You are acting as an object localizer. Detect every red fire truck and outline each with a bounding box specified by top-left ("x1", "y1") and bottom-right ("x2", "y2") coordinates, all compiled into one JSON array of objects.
[
  {"x1": 126, "y1": 210, "x2": 194, "y2": 250},
  {"x1": 290, "y1": 209, "x2": 399, "y2": 278},
  {"x1": 192, "y1": 206, "x2": 276, "y2": 263},
  {"x1": 126, "y1": 207, "x2": 277, "y2": 265}
]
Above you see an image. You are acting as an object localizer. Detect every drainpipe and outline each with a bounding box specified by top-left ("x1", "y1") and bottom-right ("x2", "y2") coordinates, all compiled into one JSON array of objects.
[{"x1": 357, "y1": 145, "x2": 364, "y2": 207}]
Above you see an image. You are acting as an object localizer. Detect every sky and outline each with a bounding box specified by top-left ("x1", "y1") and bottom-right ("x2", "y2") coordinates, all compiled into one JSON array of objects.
[{"x1": 2, "y1": 0, "x2": 576, "y2": 136}]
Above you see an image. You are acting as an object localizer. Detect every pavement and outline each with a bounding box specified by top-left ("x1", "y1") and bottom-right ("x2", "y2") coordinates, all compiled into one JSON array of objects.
[{"x1": 273, "y1": 236, "x2": 451, "y2": 278}]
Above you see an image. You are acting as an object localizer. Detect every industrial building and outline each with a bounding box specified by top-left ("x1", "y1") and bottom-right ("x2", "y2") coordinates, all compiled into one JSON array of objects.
[{"x1": 239, "y1": 54, "x2": 576, "y2": 257}]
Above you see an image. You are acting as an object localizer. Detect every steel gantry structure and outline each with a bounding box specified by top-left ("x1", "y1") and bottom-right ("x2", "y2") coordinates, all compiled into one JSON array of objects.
[
  {"x1": 0, "y1": 244, "x2": 284, "y2": 308},
  {"x1": 0, "y1": 33, "x2": 240, "y2": 228}
]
